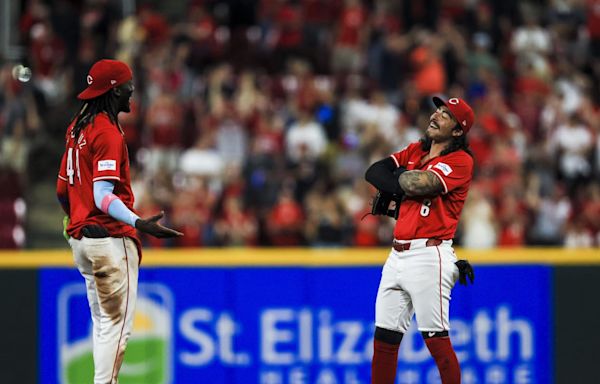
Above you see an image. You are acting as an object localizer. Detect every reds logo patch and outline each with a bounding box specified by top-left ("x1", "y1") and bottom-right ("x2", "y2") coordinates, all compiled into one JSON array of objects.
[
  {"x1": 449, "y1": 98, "x2": 459, "y2": 105},
  {"x1": 434, "y1": 162, "x2": 453, "y2": 176},
  {"x1": 97, "y1": 160, "x2": 116, "y2": 171},
  {"x1": 87, "y1": 75, "x2": 93, "y2": 85}
]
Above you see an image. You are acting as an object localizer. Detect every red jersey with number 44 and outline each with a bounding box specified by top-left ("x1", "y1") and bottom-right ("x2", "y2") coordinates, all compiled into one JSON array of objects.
[
  {"x1": 391, "y1": 142, "x2": 473, "y2": 240},
  {"x1": 58, "y1": 113, "x2": 138, "y2": 240}
]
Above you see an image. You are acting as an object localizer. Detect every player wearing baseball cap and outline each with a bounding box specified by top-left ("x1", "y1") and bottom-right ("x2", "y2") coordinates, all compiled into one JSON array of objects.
[
  {"x1": 365, "y1": 96, "x2": 476, "y2": 384},
  {"x1": 56, "y1": 59, "x2": 182, "y2": 384}
]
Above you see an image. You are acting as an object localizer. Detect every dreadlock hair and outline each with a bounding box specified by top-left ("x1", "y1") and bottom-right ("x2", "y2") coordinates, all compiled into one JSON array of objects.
[
  {"x1": 419, "y1": 124, "x2": 473, "y2": 157},
  {"x1": 70, "y1": 90, "x2": 119, "y2": 141}
]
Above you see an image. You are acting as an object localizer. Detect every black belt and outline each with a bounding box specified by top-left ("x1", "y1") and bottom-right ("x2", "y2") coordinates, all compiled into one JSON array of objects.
[
  {"x1": 82, "y1": 225, "x2": 110, "y2": 238},
  {"x1": 392, "y1": 238, "x2": 442, "y2": 252}
]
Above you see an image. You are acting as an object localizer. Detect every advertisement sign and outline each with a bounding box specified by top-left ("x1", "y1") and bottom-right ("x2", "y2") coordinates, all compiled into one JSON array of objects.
[{"x1": 40, "y1": 266, "x2": 551, "y2": 384}]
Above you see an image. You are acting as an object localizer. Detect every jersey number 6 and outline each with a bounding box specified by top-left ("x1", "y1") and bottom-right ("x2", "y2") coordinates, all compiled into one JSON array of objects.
[{"x1": 420, "y1": 198, "x2": 432, "y2": 217}]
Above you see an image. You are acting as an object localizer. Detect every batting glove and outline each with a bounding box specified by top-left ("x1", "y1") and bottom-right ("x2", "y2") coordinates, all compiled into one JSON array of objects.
[
  {"x1": 135, "y1": 211, "x2": 184, "y2": 239},
  {"x1": 62, "y1": 216, "x2": 70, "y2": 241},
  {"x1": 455, "y1": 259, "x2": 475, "y2": 286}
]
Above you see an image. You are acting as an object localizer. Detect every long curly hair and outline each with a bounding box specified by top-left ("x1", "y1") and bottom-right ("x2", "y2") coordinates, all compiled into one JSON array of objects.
[
  {"x1": 70, "y1": 91, "x2": 119, "y2": 140},
  {"x1": 419, "y1": 125, "x2": 473, "y2": 157}
]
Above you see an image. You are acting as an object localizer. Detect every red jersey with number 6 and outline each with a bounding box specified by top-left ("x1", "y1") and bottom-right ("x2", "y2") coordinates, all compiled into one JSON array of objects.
[
  {"x1": 58, "y1": 113, "x2": 138, "y2": 240},
  {"x1": 390, "y1": 142, "x2": 473, "y2": 240}
]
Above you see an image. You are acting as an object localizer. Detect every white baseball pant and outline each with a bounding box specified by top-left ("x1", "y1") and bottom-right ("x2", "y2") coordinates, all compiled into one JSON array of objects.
[
  {"x1": 375, "y1": 239, "x2": 459, "y2": 333},
  {"x1": 69, "y1": 236, "x2": 139, "y2": 384}
]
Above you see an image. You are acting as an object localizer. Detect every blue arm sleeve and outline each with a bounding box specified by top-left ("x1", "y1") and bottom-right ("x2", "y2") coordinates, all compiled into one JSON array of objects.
[{"x1": 93, "y1": 180, "x2": 140, "y2": 227}]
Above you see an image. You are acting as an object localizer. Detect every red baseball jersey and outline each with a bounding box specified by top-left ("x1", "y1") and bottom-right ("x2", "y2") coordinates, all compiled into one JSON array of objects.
[
  {"x1": 390, "y1": 142, "x2": 473, "y2": 240},
  {"x1": 57, "y1": 113, "x2": 138, "y2": 241}
]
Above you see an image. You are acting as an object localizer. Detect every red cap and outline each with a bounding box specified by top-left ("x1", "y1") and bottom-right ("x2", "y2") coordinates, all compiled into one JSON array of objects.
[
  {"x1": 77, "y1": 59, "x2": 133, "y2": 100},
  {"x1": 432, "y1": 96, "x2": 475, "y2": 134}
]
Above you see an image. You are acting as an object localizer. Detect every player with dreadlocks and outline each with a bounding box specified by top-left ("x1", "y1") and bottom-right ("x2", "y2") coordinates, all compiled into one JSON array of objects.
[
  {"x1": 56, "y1": 59, "x2": 182, "y2": 384},
  {"x1": 70, "y1": 88, "x2": 121, "y2": 140}
]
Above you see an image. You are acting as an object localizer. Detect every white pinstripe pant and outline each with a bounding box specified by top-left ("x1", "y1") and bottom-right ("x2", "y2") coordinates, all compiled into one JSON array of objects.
[
  {"x1": 69, "y1": 236, "x2": 139, "y2": 384},
  {"x1": 375, "y1": 239, "x2": 459, "y2": 334}
]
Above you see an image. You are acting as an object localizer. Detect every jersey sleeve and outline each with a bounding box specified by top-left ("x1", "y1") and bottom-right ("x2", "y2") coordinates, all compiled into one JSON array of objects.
[
  {"x1": 390, "y1": 143, "x2": 420, "y2": 168},
  {"x1": 57, "y1": 151, "x2": 68, "y2": 182},
  {"x1": 427, "y1": 152, "x2": 473, "y2": 194},
  {"x1": 91, "y1": 127, "x2": 123, "y2": 183}
]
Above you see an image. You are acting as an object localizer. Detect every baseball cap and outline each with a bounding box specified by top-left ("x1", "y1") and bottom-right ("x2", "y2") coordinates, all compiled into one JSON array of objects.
[
  {"x1": 77, "y1": 59, "x2": 133, "y2": 100},
  {"x1": 432, "y1": 96, "x2": 475, "y2": 134}
]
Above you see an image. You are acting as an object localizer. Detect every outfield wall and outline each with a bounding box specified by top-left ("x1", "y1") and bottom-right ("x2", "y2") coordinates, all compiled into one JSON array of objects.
[{"x1": 0, "y1": 248, "x2": 598, "y2": 384}]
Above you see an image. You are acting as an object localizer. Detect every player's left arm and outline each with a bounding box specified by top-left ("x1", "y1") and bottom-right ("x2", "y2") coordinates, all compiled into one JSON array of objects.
[
  {"x1": 57, "y1": 178, "x2": 69, "y2": 214},
  {"x1": 398, "y1": 170, "x2": 444, "y2": 197},
  {"x1": 56, "y1": 151, "x2": 70, "y2": 215},
  {"x1": 91, "y1": 128, "x2": 140, "y2": 227}
]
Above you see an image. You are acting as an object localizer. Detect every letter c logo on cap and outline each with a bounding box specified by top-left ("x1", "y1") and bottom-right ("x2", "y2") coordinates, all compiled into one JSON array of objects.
[
  {"x1": 87, "y1": 75, "x2": 93, "y2": 85},
  {"x1": 449, "y1": 98, "x2": 459, "y2": 105}
]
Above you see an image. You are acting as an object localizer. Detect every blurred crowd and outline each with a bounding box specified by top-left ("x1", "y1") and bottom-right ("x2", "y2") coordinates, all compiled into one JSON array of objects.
[{"x1": 1, "y1": 0, "x2": 599, "y2": 248}]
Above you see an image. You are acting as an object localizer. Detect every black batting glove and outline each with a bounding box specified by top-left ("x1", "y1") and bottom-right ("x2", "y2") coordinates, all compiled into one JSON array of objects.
[
  {"x1": 370, "y1": 191, "x2": 402, "y2": 219},
  {"x1": 371, "y1": 191, "x2": 392, "y2": 216},
  {"x1": 135, "y1": 211, "x2": 184, "y2": 239},
  {"x1": 455, "y1": 259, "x2": 475, "y2": 286}
]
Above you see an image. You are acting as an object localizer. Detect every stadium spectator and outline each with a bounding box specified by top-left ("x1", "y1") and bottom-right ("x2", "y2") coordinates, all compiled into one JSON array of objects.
[
  {"x1": 284, "y1": 105, "x2": 328, "y2": 163},
  {"x1": 331, "y1": 0, "x2": 368, "y2": 73},
  {"x1": 527, "y1": 182, "x2": 572, "y2": 246},
  {"x1": 214, "y1": 194, "x2": 258, "y2": 246},
  {"x1": 549, "y1": 112, "x2": 594, "y2": 194},
  {"x1": 266, "y1": 186, "x2": 305, "y2": 246},
  {"x1": 460, "y1": 184, "x2": 498, "y2": 249}
]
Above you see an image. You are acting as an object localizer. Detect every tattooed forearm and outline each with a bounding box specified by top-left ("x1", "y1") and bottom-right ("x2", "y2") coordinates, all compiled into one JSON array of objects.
[{"x1": 399, "y1": 170, "x2": 444, "y2": 196}]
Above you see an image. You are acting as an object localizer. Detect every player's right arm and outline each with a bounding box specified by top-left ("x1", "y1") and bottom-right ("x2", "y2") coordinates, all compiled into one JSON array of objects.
[
  {"x1": 94, "y1": 180, "x2": 182, "y2": 238},
  {"x1": 91, "y1": 127, "x2": 184, "y2": 239},
  {"x1": 94, "y1": 180, "x2": 139, "y2": 227}
]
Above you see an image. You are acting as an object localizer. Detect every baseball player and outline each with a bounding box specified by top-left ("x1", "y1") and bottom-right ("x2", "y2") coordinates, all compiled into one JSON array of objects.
[
  {"x1": 365, "y1": 96, "x2": 476, "y2": 384},
  {"x1": 56, "y1": 59, "x2": 183, "y2": 384}
]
